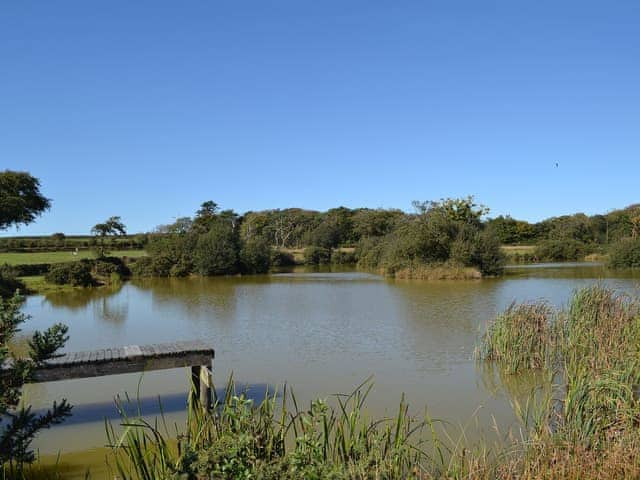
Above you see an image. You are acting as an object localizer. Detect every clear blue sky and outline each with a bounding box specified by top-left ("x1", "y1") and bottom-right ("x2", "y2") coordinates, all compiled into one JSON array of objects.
[{"x1": 2, "y1": 1, "x2": 639, "y2": 235}]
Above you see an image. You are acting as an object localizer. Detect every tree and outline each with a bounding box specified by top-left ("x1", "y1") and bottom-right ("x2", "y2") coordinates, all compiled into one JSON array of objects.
[
  {"x1": 0, "y1": 170, "x2": 51, "y2": 230},
  {"x1": 413, "y1": 196, "x2": 489, "y2": 225},
  {"x1": 193, "y1": 201, "x2": 220, "y2": 233},
  {"x1": 1, "y1": 294, "x2": 72, "y2": 470},
  {"x1": 91, "y1": 216, "x2": 127, "y2": 237},
  {"x1": 91, "y1": 216, "x2": 127, "y2": 257},
  {"x1": 0, "y1": 172, "x2": 72, "y2": 472},
  {"x1": 193, "y1": 223, "x2": 239, "y2": 275},
  {"x1": 631, "y1": 215, "x2": 640, "y2": 239}
]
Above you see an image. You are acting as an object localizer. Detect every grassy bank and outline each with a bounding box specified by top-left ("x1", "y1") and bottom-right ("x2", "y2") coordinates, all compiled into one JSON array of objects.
[
  {"x1": 17, "y1": 275, "x2": 87, "y2": 295},
  {"x1": 391, "y1": 263, "x2": 481, "y2": 280}
]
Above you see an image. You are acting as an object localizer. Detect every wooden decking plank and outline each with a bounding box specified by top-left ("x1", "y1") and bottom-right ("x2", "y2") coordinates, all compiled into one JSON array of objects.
[{"x1": 18, "y1": 340, "x2": 214, "y2": 383}]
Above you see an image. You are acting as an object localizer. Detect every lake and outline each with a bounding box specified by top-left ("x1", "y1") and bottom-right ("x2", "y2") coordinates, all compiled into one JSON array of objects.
[{"x1": 20, "y1": 263, "x2": 640, "y2": 466}]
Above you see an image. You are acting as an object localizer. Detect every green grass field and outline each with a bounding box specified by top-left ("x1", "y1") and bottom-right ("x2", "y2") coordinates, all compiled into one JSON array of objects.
[{"x1": 0, "y1": 249, "x2": 146, "y2": 265}]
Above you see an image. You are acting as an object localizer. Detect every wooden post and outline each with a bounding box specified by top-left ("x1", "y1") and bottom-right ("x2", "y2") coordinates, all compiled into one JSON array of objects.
[
  {"x1": 200, "y1": 364, "x2": 213, "y2": 409},
  {"x1": 191, "y1": 365, "x2": 202, "y2": 407},
  {"x1": 191, "y1": 364, "x2": 212, "y2": 409}
]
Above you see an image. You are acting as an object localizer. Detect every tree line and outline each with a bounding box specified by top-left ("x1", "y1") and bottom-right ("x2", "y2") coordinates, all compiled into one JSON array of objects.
[
  {"x1": 487, "y1": 205, "x2": 640, "y2": 262},
  {"x1": 135, "y1": 196, "x2": 506, "y2": 278}
]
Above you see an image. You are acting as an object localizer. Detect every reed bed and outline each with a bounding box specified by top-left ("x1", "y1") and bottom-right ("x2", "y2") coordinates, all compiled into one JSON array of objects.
[
  {"x1": 476, "y1": 284, "x2": 640, "y2": 477},
  {"x1": 476, "y1": 301, "x2": 557, "y2": 374}
]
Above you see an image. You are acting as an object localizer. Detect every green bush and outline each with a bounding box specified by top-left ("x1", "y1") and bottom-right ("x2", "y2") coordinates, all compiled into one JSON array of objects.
[
  {"x1": 4, "y1": 263, "x2": 50, "y2": 276},
  {"x1": 356, "y1": 212, "x2": 505, "y2": 276},
  {"x1": 608, "y1": 237, "x2": 640, "y2": 268},
  {"x1": 193, "y1": 226, "x2": 238, "y2": 275},
  {"x1": 330, "y1": 250, "x2": 356, "y2": 264},
  {"x1": 270, "y1": 250, "x2": 296, "y2": 267},
  {"x1": 129, "y1": 256, "x2": 173, "y2": 277},
  {"x1": 169, "y1": 257, "x2": 193, "y2": 277},
  {"x1": 93, "y1": 257, "x2": 131, "y2": 278},
  {"x1": 472, "y1": 230, "x2": 507, "y2": 276},
  {"x1": 534, "y1": 239, "x2": 588, "y2": 262},
  {"x1": 240, "y1": 237, "x2": 272, "y2": 274},
  {"x1": 1, "y1": 293, "x2": 72, "y2": 469},
  {"x1": 0, "y1": 265, "x2": 25, "y2": 298},
  {"x1": 303, "y1": 246, "x2": 331, "y2": 265},
  {"x1": 354, "y1": 237, "x2": 385, "y2": 270},
  {"x1": 44, "y1": 261, "x2": 94, "y2": 286}
]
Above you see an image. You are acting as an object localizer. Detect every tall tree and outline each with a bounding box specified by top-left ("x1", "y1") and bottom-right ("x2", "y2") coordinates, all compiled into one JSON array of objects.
[
  {"x1": 0, "y1": 172, "x2": 72, "y2": 472},
  {"x1": 0, "y1": 170, "x2": 51, "y2": 230},
  {"x1": 91, "y1": 216, "x2": 127, "y2": 237}
]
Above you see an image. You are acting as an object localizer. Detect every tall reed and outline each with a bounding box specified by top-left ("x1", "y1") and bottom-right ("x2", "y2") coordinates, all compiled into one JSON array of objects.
[
  {"x1": 476, "y1": 301, "x2": 557, "y2": 374},
  {"x1": 478, "y1": 284, "x2": 640, "y2": 475}
]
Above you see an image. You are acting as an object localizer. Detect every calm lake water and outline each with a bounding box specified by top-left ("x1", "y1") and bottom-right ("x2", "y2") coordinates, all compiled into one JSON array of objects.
[{"x1": 21, "y1": 263, "x2": 640, "y2": 459}]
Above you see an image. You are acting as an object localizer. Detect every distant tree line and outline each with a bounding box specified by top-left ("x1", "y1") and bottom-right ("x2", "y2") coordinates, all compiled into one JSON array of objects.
[
  {"x1": 486, "y1": 204, "x2": 640, "y2": 263},
  {"x1": 0, "y1": 234, "x2": 147, "y2": 252},
  {"x1": 135, "y1": 196, "x2": 506, "y2": 278}
]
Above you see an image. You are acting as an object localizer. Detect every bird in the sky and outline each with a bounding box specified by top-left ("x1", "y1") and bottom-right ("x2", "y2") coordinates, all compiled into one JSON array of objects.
[{"x1": 555, "y1": 162, "x2": 559, "y2": 167}]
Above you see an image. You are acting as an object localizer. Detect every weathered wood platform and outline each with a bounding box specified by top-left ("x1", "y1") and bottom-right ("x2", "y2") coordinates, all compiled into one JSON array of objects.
[
  {"x1": 30, "y1": 340, "x2": 214, "y2": 384},
  {"x1": 13, "y1": 340, "x2": 216, "y2": 407}
]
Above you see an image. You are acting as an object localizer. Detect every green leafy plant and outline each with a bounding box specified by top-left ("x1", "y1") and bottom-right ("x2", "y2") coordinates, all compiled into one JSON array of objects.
[{"x1": 0, "y1": 293, "x2": 72, "y2": 473}]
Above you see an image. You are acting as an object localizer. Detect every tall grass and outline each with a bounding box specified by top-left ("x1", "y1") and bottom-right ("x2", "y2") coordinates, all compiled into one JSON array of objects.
[
  {"x1": 106, "y1": 377, "x2": 457, "y2": 479},
  {"x1": 476, "y1": 301, "x2": 557, "y2": 374},
  {"x1": 477, "y1": 284, "x2": 640, "y2": 476}
]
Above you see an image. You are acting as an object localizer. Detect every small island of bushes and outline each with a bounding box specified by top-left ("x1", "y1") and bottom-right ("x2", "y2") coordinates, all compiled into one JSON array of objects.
[{"x1": 130, "y1": 197, "x2": 506, "y2": 280}]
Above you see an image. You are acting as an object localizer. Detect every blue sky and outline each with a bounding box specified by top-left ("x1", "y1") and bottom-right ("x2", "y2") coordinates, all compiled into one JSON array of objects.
[{"x1": 2, "y1": 1, "x2": 639, "y2": 235}]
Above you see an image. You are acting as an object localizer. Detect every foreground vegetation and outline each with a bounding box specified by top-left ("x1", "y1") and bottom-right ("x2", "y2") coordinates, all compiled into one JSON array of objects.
[
  {"x1": 1, "y1": 294, "x2": 72, "y2": 476},
  {"x1": 476, "y1": 284, "x2": 640, "y2": 478}
]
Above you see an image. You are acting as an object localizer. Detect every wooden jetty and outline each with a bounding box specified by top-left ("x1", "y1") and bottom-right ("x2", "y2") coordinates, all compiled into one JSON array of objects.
[{"x1": 26, "y1": 340, "x2": 215, "y2": 408}]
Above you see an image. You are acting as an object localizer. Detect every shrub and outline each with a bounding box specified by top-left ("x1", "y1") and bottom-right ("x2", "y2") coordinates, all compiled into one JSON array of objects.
[
  {"x1": 608, "y1": 237, "x2": 640, "y2": 268},
  {"x1": 44, "y1": 261, "x2": 94, "y2": 287},
  {"x1": 0, "y1": 265, "x2": 25, "y2": 298},
  {"x1": 93, "y1": 257, "x2": 130, "y2": 278},
  {"x1": 472, "y1": 230, "x2": 507, "y2": 276},
  {"x1": 330, "y1": 250, "x2": 356, "y2": 264},
  {"x1": 5, "y1": 263, "x2": 50, "y2": 276},
  {"x1": 270, "y1": 249, "x2": 296, "y2": 267},
  {"x1": 129, "y1": 256, "x2": 174, "y2": 277},
  {"x1": 303, "y1": 246, "x2": 331, "y2": 265},
  {"x1": 169, "y1": 257, "x2": 193, "y2": 277},
  {"x1": 355, "y1": 237, "x2": 385, "y2": 270},
  {"x1": 534, "y1": 239, "x2": 588, "y2": 262},
  {"x1": 240, "y1": 237, "x2": 272, "y2": 274},
  {"x1": 193, "y1": 226, "x2": 238, "y2": 275},
  {"x1": 1, "y1": 293, "x2": 72, "y2": 470}
]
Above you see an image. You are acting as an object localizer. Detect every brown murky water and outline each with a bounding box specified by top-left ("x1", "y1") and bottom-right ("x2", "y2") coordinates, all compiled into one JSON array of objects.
[{"x1": 20, "y1": 263, "x2": 640, "y2": 474}]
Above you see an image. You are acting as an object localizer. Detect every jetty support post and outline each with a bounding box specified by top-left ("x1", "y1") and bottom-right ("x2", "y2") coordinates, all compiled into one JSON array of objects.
[{"x1": 191, "y1": 361, "x2": 213, "y2": 409}]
